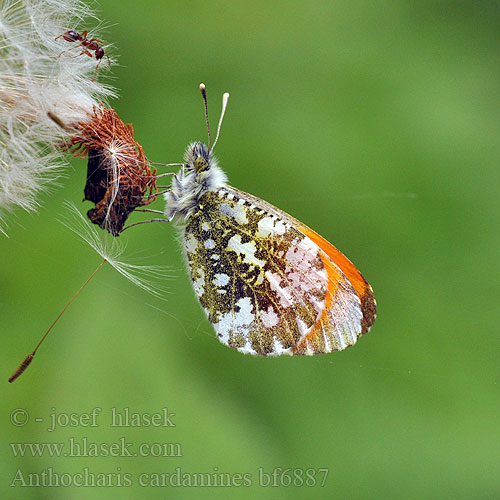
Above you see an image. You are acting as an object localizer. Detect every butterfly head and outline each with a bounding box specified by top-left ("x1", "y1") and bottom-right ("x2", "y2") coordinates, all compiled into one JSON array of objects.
[
  {"x1": 164, "y1": 141, "x2": 227, "y2": 221},
  {"x1": 185, "y1": 141, "x2": 213, "y2": 173}
]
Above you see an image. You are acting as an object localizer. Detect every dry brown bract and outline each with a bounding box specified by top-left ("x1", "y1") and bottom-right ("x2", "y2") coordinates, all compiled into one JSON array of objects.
[{"x1": 65, "y1": 106, "x2": 158, "y2": 236}]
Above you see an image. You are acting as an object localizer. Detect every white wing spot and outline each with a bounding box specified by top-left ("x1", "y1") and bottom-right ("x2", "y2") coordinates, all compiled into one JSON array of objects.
[
  {"x1": 219, "y1": 202, "x2": 248, "y2": 224},
  {"x1": 257, "y1": 216, "x2": 274, "y2": 237},
  {"x1": 219, "y1": 203, "x2": 232, "y2": 217},
  {"x1": 257, "y1": 216, "x2": 286, "y2": 237},
  {"x1": 265, "y1": 270, "x2": 293, "y2": 307},
  {"x1": 233, "y1": 204, "x2": 248, "y2": 224},
  {"x1": 296, "y1": 317, "x2": 312, "y2": 336},
  {"x1": 274, "y1": 219, "x2": 286, "y2": 234},
  {"x1": 205, "y1": 238, "x2": 216, "y2": 249},
  {"x1": 228, "y1": 234, "x2": 266, "y2": 267},
  {"x1": 214, "y1": 297, "x2": 255, "y2": 344},
  {"x1": 213, "y1": 273, "x2": 229, "y2": 286},
  {"x1": 185, "y1": 233, "x2": 198, "y2": 253},
  {"x1": 193, "y1": 268, "x2": 205, "y2": 297},
  {"x1": 260, "y1": 306, "x2": 279, "y2": 327}
]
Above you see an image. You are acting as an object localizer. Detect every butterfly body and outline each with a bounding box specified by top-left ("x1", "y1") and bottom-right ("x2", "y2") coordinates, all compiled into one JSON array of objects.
[{"x1": 165, "y1": 142, "x2": 376, "y2": 356}]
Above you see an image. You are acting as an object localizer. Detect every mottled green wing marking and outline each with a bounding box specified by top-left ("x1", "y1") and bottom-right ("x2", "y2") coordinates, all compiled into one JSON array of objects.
[{"x1": 183, "y1": 188, "x2": 332, "y2": 355}]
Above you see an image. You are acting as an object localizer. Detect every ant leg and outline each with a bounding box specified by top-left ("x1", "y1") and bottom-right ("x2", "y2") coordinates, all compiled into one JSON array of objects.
[
  {"x1": 88, "y1": 37, "x2": 107, "y2": 44},
  {"x1": 80, "y1": 49, "x2": 93, "y2": 57},
  {"x1": 81, "y1": 30, "x2": 88, "y2": 39},
  {"x1": 92, "y1": 58, "x2": 103, "y2": 81},
  {"x1": 54, "y1": 45, "x2": 80, "y2": 58}
]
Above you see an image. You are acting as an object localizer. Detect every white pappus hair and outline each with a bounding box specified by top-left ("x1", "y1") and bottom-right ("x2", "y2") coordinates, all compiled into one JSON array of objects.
[
  {"x1": 61, "y1": 202, "x2": 172, "y2": 297},
  {"x1": 164, "y1": 142, "x2": 228, "y2": 221},
  {"x1": 0, "y1": 0, "x2": 115, "y2": 234}
]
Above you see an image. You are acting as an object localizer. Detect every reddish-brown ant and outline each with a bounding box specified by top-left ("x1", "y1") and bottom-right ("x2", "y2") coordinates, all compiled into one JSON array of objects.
[{"x1": 55, "y1": 30, "x2": 110, "y2": 79}]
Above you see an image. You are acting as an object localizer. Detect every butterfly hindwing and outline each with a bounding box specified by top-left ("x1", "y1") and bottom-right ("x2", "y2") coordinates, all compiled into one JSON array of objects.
[
  {"x1": 216, "y1": 187, "x2": 377, "y2": 341},
  {"x1": 183, "y1": 186, "x2": 369, "y2": 355}
]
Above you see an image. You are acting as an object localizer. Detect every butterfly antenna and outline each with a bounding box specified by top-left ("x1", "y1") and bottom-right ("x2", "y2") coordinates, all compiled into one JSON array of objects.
[
  {"x1": 210, "y1": 92, "x2": 230, "y2": 153},
  {"x1": 199, "y1": 83, "x2": 211, "y2": 150}
]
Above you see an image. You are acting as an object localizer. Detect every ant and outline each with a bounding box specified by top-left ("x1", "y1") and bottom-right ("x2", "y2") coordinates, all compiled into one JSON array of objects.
[{"x1": 55, "y1": 30, "x2": 110, "y2": 79}]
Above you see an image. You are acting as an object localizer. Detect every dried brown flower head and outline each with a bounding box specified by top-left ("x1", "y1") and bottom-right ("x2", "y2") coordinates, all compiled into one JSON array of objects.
[{"x1": 65, "y1": 106, "x2": 158, "y2": 235}]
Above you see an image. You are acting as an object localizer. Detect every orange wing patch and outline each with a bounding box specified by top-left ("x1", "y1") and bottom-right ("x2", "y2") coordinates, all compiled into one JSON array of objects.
[
  {"x1": 291, "y1": 225, "x2": 377, "y2": 355},
  {"x1": 299, "y1": 224, "x2": 376, "y2": 335},
  {"x1": 291, "y1": 248, "x2": 359, "y2": 354}
]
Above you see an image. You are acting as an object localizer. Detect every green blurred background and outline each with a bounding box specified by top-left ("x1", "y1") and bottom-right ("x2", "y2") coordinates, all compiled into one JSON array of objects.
[{"x1": 2, "y1": 0, "x2": 499, "y2": 498}]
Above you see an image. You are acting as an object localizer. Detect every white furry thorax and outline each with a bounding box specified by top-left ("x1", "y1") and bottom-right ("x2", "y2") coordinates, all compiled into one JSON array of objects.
[{"x1": 164, "y1": 142, "x2": 228, "y2": 221}]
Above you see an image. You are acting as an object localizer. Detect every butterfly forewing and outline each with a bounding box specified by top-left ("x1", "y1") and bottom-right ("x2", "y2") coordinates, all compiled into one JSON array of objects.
[{"x1": 183, "y1": 186, "x2": 368, "y2": 355}]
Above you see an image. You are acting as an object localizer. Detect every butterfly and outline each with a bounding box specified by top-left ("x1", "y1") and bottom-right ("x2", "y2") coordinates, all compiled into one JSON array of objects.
[{"x1": 164, "y1": 101, "x2": 376, "y2": 355}]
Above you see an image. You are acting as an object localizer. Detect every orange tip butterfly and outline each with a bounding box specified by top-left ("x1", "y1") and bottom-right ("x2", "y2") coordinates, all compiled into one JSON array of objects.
[{"x1": 163, "y1": 86, "x2": 376, "y2": 355}]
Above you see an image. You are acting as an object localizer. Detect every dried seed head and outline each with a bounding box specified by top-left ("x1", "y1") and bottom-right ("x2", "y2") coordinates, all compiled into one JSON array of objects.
[{"x1": 64, "y1": 106, "x2": 158, "y2": 236}]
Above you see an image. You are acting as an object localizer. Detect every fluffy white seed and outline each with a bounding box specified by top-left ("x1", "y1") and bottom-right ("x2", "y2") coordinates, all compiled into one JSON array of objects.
[{"x1": 0, "y1": 0, "x2": 116, "y2": 234}]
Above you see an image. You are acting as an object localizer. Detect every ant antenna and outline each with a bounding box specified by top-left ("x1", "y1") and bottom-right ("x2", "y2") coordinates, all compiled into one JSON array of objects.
[
  {"x1": 210, "y1": 92, "x2": 230, "y2": 153},
  {"x1": 8, "y1": 258, "x2": 107, "y2": 383},
  {"x1": 199, "y1": 83, "x2": 211, "y2": 149}
]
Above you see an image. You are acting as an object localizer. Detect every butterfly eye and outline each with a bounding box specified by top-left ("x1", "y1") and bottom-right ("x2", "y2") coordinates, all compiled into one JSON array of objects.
[{"x1": 194, "y1": 156, "x2": 209, "y2": 172}]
